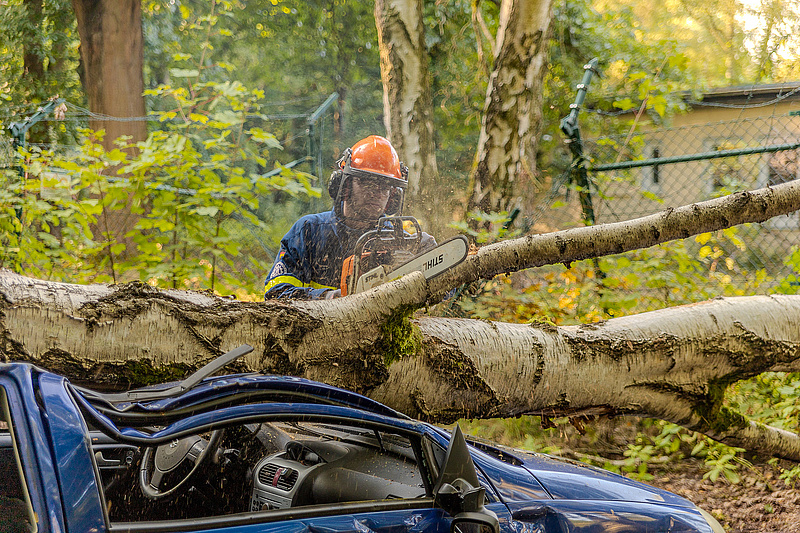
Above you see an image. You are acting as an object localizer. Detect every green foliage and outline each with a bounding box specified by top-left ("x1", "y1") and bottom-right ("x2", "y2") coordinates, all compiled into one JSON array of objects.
[
  {"x1": 695, "y1": 441, "x2": 749, "y2": 484},
  {"x1": 460, "y1": 416, "x2": 566, "y2": 457},
  {"x1": 0, "y1": 161, "x2": 96, "y2": 278},
  {"x1": 618, "y1": 423, "x2": 749, "y2": 484},
  {"x1": 424, "y1": 0, "x2": 490, "y2": 193},
  {"x1": 4, "y1": 33, "x2": 319, "y2": 296},
  {"x1": 29, "y1": 82, "x2": 319, "y2": 292},
  {"x1": 453, "y1": 225, "x2": 767, "y2": 325},
  {"x1": 148, "y1": 0, "x2": 383, "y2": 160},
  {"x1": 0, "y1": 0, "x2": 83, "y2": 145},
  {"x1": 775, "y1": 246, "x2": 800, "y2": 294},
  {"x1": 726, "y1": 372, "x2": 800, "y2": 433},
  {"x1": 772, "y1": 460, "x2": 800, "y2": 488},
  {"x1": 619, "y1": 440, "x2": 658, "y2": 481},
  {"x1": 449, "y1": 210, "x2": 521, "y2": 245}
]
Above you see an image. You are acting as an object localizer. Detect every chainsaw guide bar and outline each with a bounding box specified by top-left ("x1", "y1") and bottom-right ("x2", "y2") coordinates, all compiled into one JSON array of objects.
[{"x1": 354, "y1": 235, "x2": 469, "y2": 294}]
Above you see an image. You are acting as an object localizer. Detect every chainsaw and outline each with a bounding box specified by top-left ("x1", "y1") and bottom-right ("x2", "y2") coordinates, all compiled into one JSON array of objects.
[{"x1": 340, "y1": 216, "x2": 469, "y2": 296}]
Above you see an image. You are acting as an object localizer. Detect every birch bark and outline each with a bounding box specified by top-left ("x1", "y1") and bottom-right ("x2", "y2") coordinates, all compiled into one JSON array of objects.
[
  {"x1": 374, "y1": 0, "x2": 440, "y2": 224},
  {"x1": 467, "y1": 0, "x2": 554, "y2": 217}
]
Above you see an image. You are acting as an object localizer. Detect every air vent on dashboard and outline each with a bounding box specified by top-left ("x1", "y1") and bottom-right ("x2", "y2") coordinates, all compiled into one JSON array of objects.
[{"x1": 258, "y1": 463, "x2": 299, "y2": 491}]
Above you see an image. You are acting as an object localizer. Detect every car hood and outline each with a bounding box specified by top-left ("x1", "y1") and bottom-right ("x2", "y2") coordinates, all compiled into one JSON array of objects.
[
  {"x1": 469, "y1": 440, "x2": 694, "y2": 508},
  {"x1": 520, "y1": 451, "x2": 693, "y2": 507}
]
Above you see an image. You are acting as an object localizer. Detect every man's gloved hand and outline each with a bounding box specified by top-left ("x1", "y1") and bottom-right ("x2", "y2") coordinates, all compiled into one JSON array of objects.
[
  {"x1": 419, "y1": 232, "x2": 437, "y2": 252},
  {"x1": 324, "y1": 289, "x2": 342, "y2": 299}
]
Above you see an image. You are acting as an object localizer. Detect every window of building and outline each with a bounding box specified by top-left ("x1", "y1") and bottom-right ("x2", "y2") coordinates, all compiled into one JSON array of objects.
[{"x1": 640, "y1": 146, "x2": 662, "y2": 194}]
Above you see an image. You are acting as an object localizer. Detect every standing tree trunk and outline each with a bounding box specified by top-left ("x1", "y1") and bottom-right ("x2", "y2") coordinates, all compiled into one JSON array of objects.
[
  {"x1": 71, "y1": 0, "x2": 147, "y2": 148},
  {"x1": 22, "y1": 0, "x2": 45, "y2": 81},
  {"x1": 467, "y1": 0, "x2": 554, "y2": 222},
  {"x1": 71, "y1": 0, "x2": 148, "y2": 274},
  {"x1": 374, "y1": 0, "x2": 440, "y2": 226}
]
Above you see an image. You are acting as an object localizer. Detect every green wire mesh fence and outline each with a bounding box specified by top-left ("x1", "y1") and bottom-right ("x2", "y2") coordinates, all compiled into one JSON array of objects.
[
  {"x1": 0, "y1": 95, "x2": 340, "y2": 295},
  {"x1": 545, "y1": 94, "x2": 800, "y2": 308}
]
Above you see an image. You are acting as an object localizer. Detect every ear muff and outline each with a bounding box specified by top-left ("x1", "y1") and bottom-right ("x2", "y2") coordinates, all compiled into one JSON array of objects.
[
  {"x1": 385, "y1": 160, "x2": 408, "y2": 215},
  {"x1": 328, "y1": 169, "x2": 343, "y2": 200},
  {"x1": 328, "y1": 147, "x2": 353, "y2": 203}
]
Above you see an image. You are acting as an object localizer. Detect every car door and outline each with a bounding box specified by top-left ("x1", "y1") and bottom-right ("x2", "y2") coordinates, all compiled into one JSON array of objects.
[{"x1": 0, "y1": 366, "x2": 96, "y2": 533}]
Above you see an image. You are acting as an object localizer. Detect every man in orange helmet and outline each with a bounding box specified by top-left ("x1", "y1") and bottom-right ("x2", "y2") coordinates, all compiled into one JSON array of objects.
[{"x1": 264, "y1": 135, "x2": 435, "y2": 300}]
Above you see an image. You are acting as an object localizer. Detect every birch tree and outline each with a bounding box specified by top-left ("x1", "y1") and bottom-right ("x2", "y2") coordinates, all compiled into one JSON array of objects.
[
  {"x1": 373, "y1": 0, "x2": 440, "y2": 223},
  {"x1": 4, "y1": 181, "x2": 800, "y2": 461},
  {"x1": 467, "y1": 0, "x2": 554, "y2": 218}
]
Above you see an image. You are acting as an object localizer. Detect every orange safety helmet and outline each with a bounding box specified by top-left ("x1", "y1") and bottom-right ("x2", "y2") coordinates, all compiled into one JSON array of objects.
[{"x1": 328, "y1": 135, "x2": 408, "y2": 216}]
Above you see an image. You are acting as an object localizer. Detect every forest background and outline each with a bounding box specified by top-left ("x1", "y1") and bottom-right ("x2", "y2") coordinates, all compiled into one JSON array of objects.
[{"x1": 2, "y1": 0, "x2": 800, "y2": 529}]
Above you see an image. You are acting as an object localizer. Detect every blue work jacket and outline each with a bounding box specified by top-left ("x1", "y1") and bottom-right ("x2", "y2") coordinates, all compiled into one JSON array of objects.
[{"x1": 264, "y1": 210, "x2": 364, "y2": 299}]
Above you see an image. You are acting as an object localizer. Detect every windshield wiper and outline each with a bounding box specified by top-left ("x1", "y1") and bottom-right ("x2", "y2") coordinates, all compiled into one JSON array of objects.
[{"x1": 75, "y1": 344, "x2": 253, "y2": 404}]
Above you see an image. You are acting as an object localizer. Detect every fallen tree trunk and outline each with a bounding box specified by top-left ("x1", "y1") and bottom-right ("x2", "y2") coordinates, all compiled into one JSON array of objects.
[
  {"x1": 3, "y1": 270, "x2": 800, "y2": 460},
  {"x1": 3, "y1": 181, "x2": 800, "y2": 461}
]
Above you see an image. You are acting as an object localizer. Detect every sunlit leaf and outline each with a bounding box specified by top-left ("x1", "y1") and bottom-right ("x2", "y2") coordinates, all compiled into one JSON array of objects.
[{"x1": 170, "y1": 68, "x2": 200, "y2": 78}]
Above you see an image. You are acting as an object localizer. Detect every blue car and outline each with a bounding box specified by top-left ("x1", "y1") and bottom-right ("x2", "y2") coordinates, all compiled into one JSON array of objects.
[{"x1": 0, "y1": 345, "x2": 725, "y2": 533}]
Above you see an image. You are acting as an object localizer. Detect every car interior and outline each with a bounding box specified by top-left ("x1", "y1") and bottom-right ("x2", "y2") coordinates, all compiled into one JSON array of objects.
[{"x1": 97, "y1": 419, "x2": 437, "y2": 524}]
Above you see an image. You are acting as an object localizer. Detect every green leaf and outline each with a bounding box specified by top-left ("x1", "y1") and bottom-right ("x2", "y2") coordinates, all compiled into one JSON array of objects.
[
  {"x1": 110, "y1": 243, "x2": 127, "y2": 255},
  {"x1": 691, "y1": 442, "x2": 706, "y2": 456},
  {"x1": 613, "y1": 98, "x2": 636, "y2": 111},
  {"x1": 247, "y1": 128, "x2": 282, "y2": 149},
  {"x1": 189, "y1": 113, "x2": 209, "y2": 124},
  {"x1": 195, "y1": 206, "x2": 219, "y2": 217},
  {"x1": 159, "y1": 111, "x2": 178, "y2": 122},
  {"x1": 641, "y1": 191, "x2": 663, "y2": 202},
  {"x1": 210, "y1": 110, "x2": 242, "y2": 125},
  {"x1": 170, "y1": 68, "x2": 200, "y2": 78},
  {"x1": 695, "y1": 233, "x2": 711, "y2": 245},
  {"x1": 723, "y1": 469, "x2": 740, "y2": 484}
]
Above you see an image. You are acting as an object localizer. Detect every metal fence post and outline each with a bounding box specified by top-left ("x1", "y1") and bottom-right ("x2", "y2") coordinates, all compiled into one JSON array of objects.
[
  {"x1": 560, "y1": 58, "x2": 600, "y2": 226},
  {"x1": 6, "y1": 99, "x2": 64, "y2": 260}
]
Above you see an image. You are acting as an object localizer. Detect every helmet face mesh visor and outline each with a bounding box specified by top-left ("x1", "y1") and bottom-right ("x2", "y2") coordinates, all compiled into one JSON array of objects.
[{"x1": 344, "y1": 164, "x2": 407, "y2": 189}]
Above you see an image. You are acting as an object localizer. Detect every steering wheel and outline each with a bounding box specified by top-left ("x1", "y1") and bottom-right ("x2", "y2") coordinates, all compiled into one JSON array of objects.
[{"x1": 139, "y1": 430, "x2": 223, "y2": 499}]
